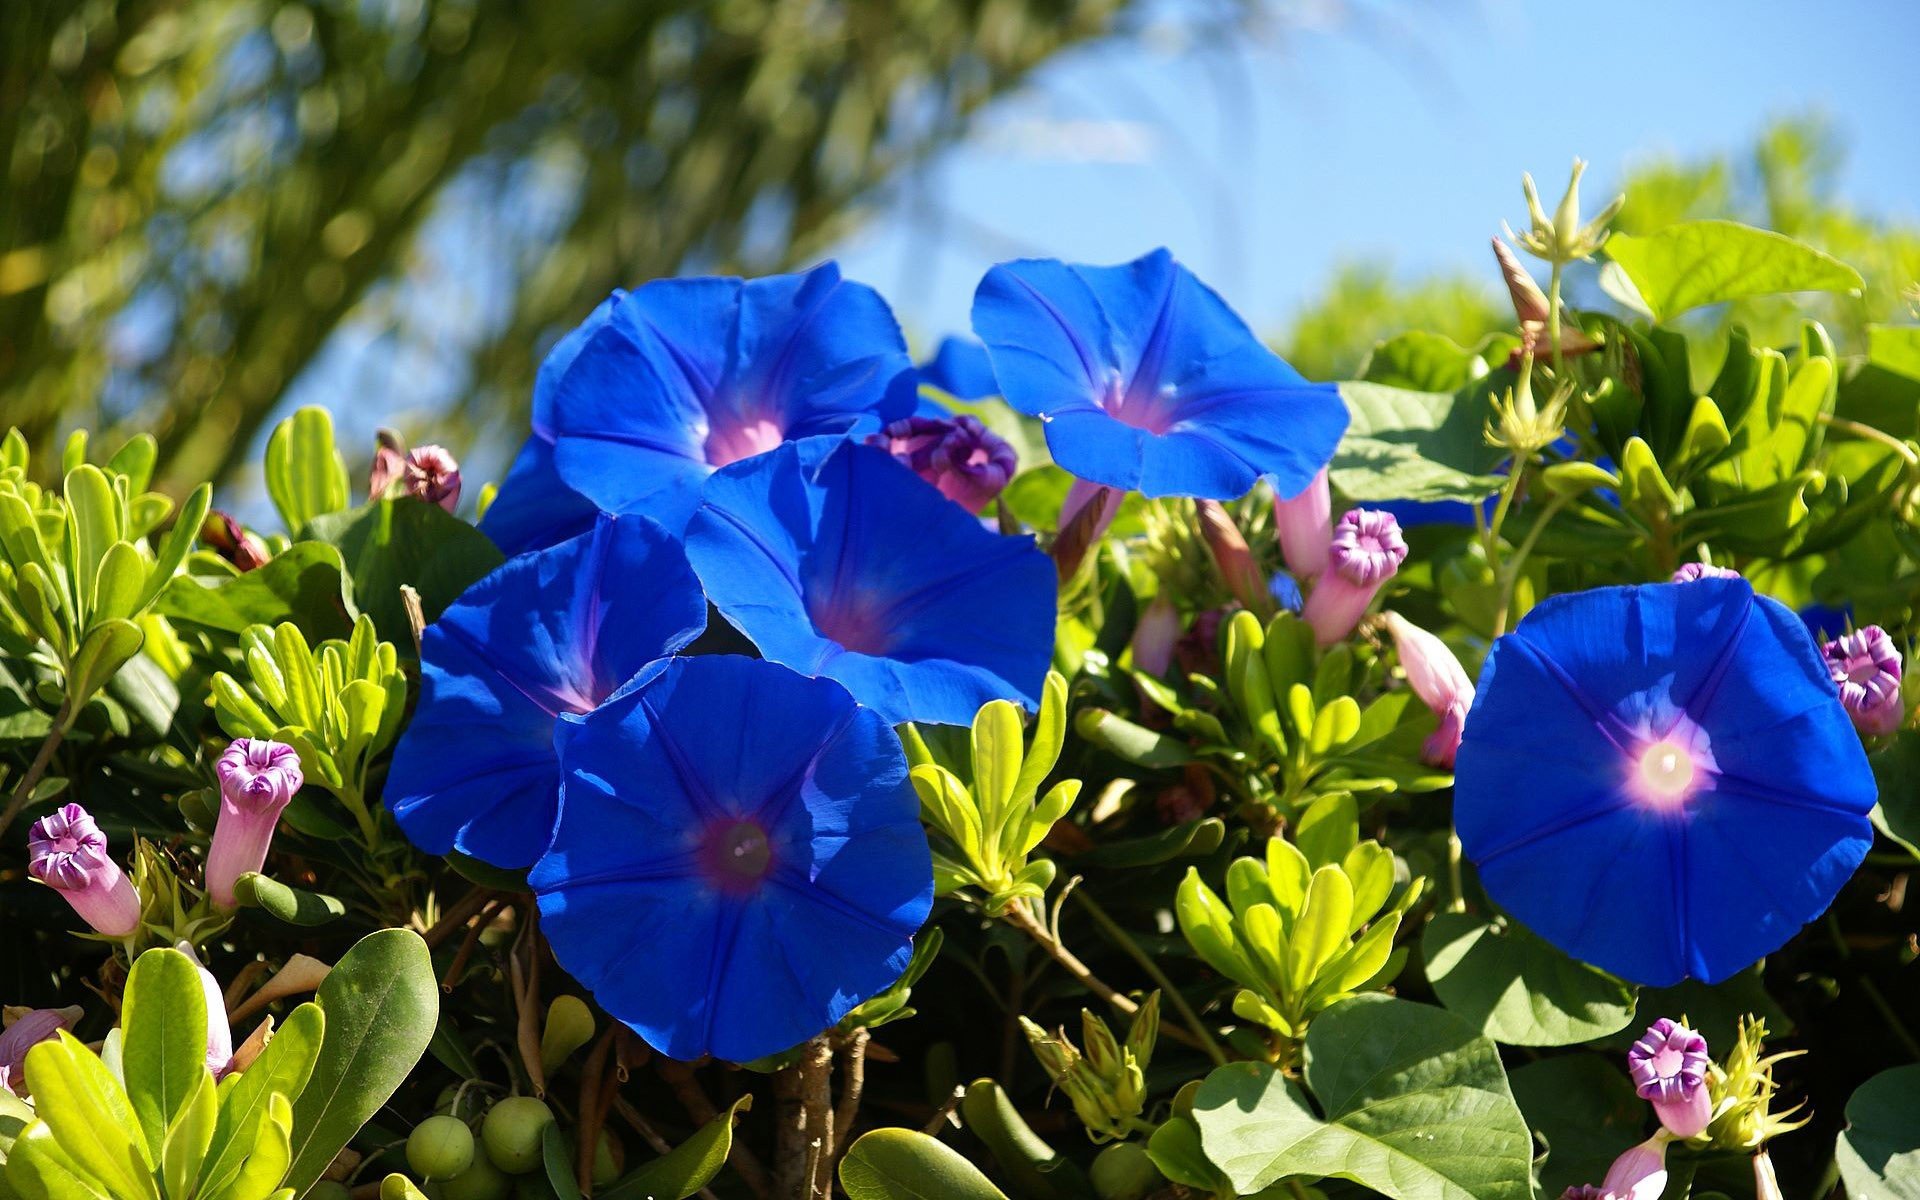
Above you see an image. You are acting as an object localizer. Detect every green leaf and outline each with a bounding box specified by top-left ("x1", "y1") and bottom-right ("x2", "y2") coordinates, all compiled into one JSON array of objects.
[
  {"x1": 232, "y1": 873, "x2": 347, "y2": 926},
  {"x1": 540, "y1": 1123, "x2": 583, "y2": 1200},
  {"x1": 20, "y1": 1033, "x2": 159, "y2": 1200},
  {"x1": 838, "y1": 1129, "x2": 1009, "y2": 1200},
  {"x1": 265, "y1": 408, "x2": 351, "y2": 534},
  {"x1": 66, "y1": 619, "x2": 143, "y2": 705},
  {"x1": 208, "y1": 1093, "x2": 292, "y2": 1200},
  {"x1": 1075, "y1": 818, "x2": 1225, "y2": 869},
  {"x1": 1509, "y1": 1055, "x2": 1644, "y2": 1199},
  {"x1": 1870, "y1": 731, "x2": 1920, "y2": 859},
  {"x1": 600, "y1": 1095, "x2": 752, "y2": 1200},
  {"x1": 157, "y1": 543, "x2": 354, "y2": 641},
  {"x1": 301, "y1": 500, "x2": 504, "y2": 646},
  {"x1": 284, "y1": 931, "x2": 439, "y2": 1196},
  {"x1": 1868, "y1": 325, "x2": 1920, "y2": 382},
  {"x1": 139, "y1": 483, "x2": 212, "y2": 613},
  {"x1": 1603, "y1": 220, "x2": 1864, "y2": 320},
  {"x1": 1837, "y1": 1065, "x2": 1920, "y2": 1200},
  {"x1": 202, "y1": 1005, "x2": 324, "y2": 1200},
  {"x1": 1072, "y1": 709, "x2": 1192, "y2": 768},
  {"x1": 63, "y1": 466, "x2": 121, "y2": 624},
  {"x1": 123, "y1": 947, "x2": 214, "y2": 1161},
  {"x1": 161, "y1": 1071, "x2": 218, "y2": 1200},
  {"x1": 1329, "y1": 382, "x2": 1505, "y2": 505},
  {"x1": 1422, "y1": 913, "x2": 1637, "y2": 1046},
  {"x1": 1192, "y1": 995, "x2": 1532, "y2": 1200},
  {"x1": 6, "y1": 1122, "x2": 119, "y2": 1200},
  {"x1": 1360, "y1": 331, "x2": 1491, "y2": 394}
]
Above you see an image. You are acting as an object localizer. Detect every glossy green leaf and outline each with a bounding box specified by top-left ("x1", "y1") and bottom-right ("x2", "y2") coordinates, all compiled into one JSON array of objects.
[
  {"x1": 1604, "y1": 220, "x2": 1864, "y2": 319},
  {"x1": 66, "y1": 619, "x2": 143, "y2": 705},
  {"x1": 1422, "y1": 914, "x2": 1637, "y2": 1046},
  {"x1": 1836, "y1": 1065, "x2": 1920, "y2": 1200},
  {"x1": 232, "y1": 873, "x2": 347, "y2": 926},
  {"x1": 202, "y1": 1004, "x2": 324, "y2": 1200},
  {"x1": 540, "y1": 1123, "x2": 583, "y2": 1200},
  {"x1": 6, "y1": 1121, "x2": 119, "y2": 1200},
  {"x1": 284, "y1": 931, "x2": 439, "y2": 1196},
  {"x1": 138, "y1": 484, "x2": 213, "y2": 614},
  {"x1": 21, "y1": 1033, "x2": 159, "y2": 1200},
  {"x1": 301, "y1": 500, "x2": 502, "y2": 646},
  {"x1": 1360, "y1": 331, "x2": 1490, "y2": 393},
  {"x1": 838, "y1": 1128, "x2": 1008, "y2": 1200},
  {"x1": 1072, "y1": 709, "x2": 1191, "y2": 768},
  {"x1": 1329, "y1": 382, "x2": 1505, "y2": 504},
  {"x1": 1509, "y1": 1055, "x2": 1644, "y2": 1199},
  {"x1": 157, "y1": 543, "x2": 354, "y2": 641},
  {"x1": 265, "y1": 408, "x2": 350, "y2": 535},
  {"x1": 600, "y1": 1096, "x2": 751, "y2": 1200},
  {"x1": 1192, "y1": 995, "x2": 1532, "y2": 1200},
  {"x1": 63, "y1": 466, "x2": 121, "y2": 624},
  {"x1": 123, "y1": 947, "x2": 214, "y2": 1160},
  {"x1": 208, "y1": 1093, "x2": 292, "y2": 1200},
  {"x1": 161, "y1": 1071, "x2": 218, "y2": 1200}
]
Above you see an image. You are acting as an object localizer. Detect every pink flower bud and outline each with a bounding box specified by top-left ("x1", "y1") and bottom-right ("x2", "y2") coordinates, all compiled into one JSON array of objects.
[
  {"x1": 1671, "y1": 562, "x2": 1740, "y2": 583},
  {"x1": 1558, "y1": 1188, "x2": 1605, "y2": 1200},
  {"x1": 1132, "y1": 595, "x2": 1181, "y2": 678},
  {"x1": 1060, "y1": 478, "x2": 1120, "y2": 541},
  {"x1": 1272, "y1": 467, "x2": 1333, "y2": 579},
  {"x1": 175, "y1": 942, "x2": 234, "y2": 1078},
  {"x1": 868, "y1": 415, "x2": 1017, "y2": 514},
  {"x1": 208, "y1": 739, "x2": 305, "y2": 910},
  {"x1": 27, "y1": 804, "x2": 141, "y2": 938},
  {"x1": 368, "y1": 430, "x2": 407, "y2": 501},
  {"x1": 1752, "y1": 1149, "x2": 1783, "y2": 1200},
  {"x1": 1599, "y1": 1135, "x2": 1670, "y2": 1200},
  {"x1": 200, "y1": 511, "x2": 270, "y2": 572},
  {"x1": 1195, "y1": 500, "x2": 1268, "y2": 613},
  {"x1": 403, "y1": 445, "x2": 462, "y2": 512},
  {"x1": 1054, "y1": 479, "x2": 1121, "y2": 578},
  {"x1": 1628, "y1": 1018, "x2": 1712, "y2": 1139},
  {"x1": 1381, "y1": 612, "x2": 1474, "y2": 761},
  {"x1": 0, "y1": 1006, "x2": 79, "y2": 1096},
  {"x1": 1302, "y1": 509, "x2": 1407, "y2": 647},
  {"x1": 1823, "y1": 625, "x2": 1905, "y2": 736}
]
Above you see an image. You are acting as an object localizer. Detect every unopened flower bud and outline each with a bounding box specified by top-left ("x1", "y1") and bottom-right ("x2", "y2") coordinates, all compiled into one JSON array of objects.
[
  {"x1": 1628, "y1": 1018, "x2": 1712, "y2": 1139},
  {"x1": 868, "y1": 415, "x2": 1016, "y2": 515},
  {"x1": 1132, "y1": 595, "x2": 1181, "y2": 678},
  {"x1": 1303, "y1": 510, "x2": 1407, "y2": 647},
  {"x1": 1382, "y1": 613, "x2": 1474, "y2": 768},
  {"x1": 369, "y1": 429, "x2": 407, "y2": 501},
  {"x1": 1492, "y1": 237, "x2": 1601, "y2": 365},
  {"x1": 403, "y1": 446, "x2": 462, "y2": 512},
  {"x1": 1055, "y1": 480, "x2": 1121, "y2": 578},
  {"x1": 28, "y1": 804, "x2": 141, "y2": 937},
  {"x1": 1599, "y1": 1135, "x2": 1670, "y2": 1200},
  {"x1": 1272, "y1": 467, "x2": 1333, "y2": 579},
  {"x1": 1195, "y1": 500, "x2": 1268, "y2": 614},
  {"x1": 0, "y1": 1006, "x2": 79, "y2": 1096},
  {"x1": 1823, "y1": 625, "x2": 1905, "y2": 736},
  {"x1": 208, "y1": 738, "x2": 305, "y2": 910},
  {"x1": 1752, "y1": 1149, "x2": 1783, "y2": 1200},
  {"x1": 201, "y1": 511, "x2": 270, "y2": 572},
  {"x1": 1672, "y1": 563, "x2": 1741, "y2": 583},
  {"x1": 175, "y1": 941, "x2": 234, "y2": 1077}
]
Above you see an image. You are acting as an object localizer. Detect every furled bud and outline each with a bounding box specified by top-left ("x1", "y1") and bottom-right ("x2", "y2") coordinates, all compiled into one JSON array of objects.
[
  {"x1": 1131, "y1": 595, "x2": 1181, "y2": 678},
  {"x1": 0, "y1": 1006, "x2": 80, "y2": 1096},
  {"x1": 1752, "y1": 1149, "x2": 1783, "y2": 1200},
  {"x1": 1627, "y1": 1018, "x2": 1713, "y2": 1139},
  {"x1": 1598, "y1": 1135, "x2": 1670, "y2": 1200},
  {"x1": 1055, "y1": 480, "x2": 1121, "y2": 578},
  {"x1": 175, "y1": 941, "x2": 234, "y2": 1077},
  {"x1": 1492, "y1": 237, "x2": 1600, "y2": 365},
  {"x1": 1382, "y1": 613, "x2": 1475, "y2": 769},
  {"x1": 1272, "y1": 467, "x2": 1333, "y2": 579},
  {"x1": 1302, "y1": 510, "x2": 1407, "y2": 647},
  {"x1": 1671, "y1": 562, "x2": 1741, "y2": 583},
  {"x1": 201, "y1": 511, "x2": 270, "y2": 572},
  {"x1": 208, "y1": 738, "x2": 305, "y2": 910},
  {"x1": 868, "y1": 415, "x2": 1016, "y2": 515},
  {"x1": 1195, "y1": 500, "x2": 1269, "y2": 615},
  {"x1": 1822, "y1": 625, "x2": 1905, "y2": 736},
  {"x1": 369, "y1": 429, "x2": 408, "y2": 500},
  {"x1": 27, "y1": 803, "x2": 142, "y2": 937},
  {"x1": 403, "y1": 445, "x2": 462, "y2": 512},
  {"x1": 1018, "y1": 993, "x2": 1158, "y2": 1142}
]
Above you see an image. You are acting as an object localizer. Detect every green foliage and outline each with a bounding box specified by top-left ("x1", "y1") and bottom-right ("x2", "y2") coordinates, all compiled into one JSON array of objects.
[
  {"x1": 1329, "y1": 381, "x2": 1506, "y2": 504},
  {"x1": 1422, "y1": 913, "x2": 1638, "y2": 1046},
  {"x1": 4, "y1": 947, "x2": 325, "y2": 1200},
  {"x1": 1602, "y1": 219, "x2": 1865, "y2": 319},
  {"x1": 1836, "y1": 1066, "x2": 1920, "y2": 1200},
  {"x1": 839, "y1": 1129, "x2": 1009, "y2": 1200},
  {"x1": 264, "y1": 410, "x2": 353, "y2": 537},
  {"x1": 1190, "y1": 996, "x2": 1533, "y2": 1200},
  {"x1": 1508, "y1": 1055, "x2": 1645, "y2": 1198},
  {"x1": 597, "y1": 1096, "x2": 751, "y2": 1200}
]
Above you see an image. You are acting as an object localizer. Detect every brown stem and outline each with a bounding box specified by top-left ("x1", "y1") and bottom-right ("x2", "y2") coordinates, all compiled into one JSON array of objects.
[
  {"x1": 0, "y1": 700, "x2": 71, "y2": 841},
  {"x1": 802, "y1": 1037, "x2": 835, "y2": 1200},
  {"x1": 441, "y1": 897, "x2": 507, "y2": 991},
  {"x1": 1001, "y1": 903, "x2": 1207, "y2": 1054},
  {"x1": 421, "y1": 886, "x2": 495, "y2": 949},
  {"x1": 775, "y1": 1037, "x2": 835, "y2": 1200},
  {"x1": 831, "y1": 1030, "x2": 869, "y2": 1157},
  {"x1": 578, "y1": 1026, "x2": 618, "y2": 1191},
  {"x1": 511, "y1": 904, "x2": 546, "y2": 1095}
]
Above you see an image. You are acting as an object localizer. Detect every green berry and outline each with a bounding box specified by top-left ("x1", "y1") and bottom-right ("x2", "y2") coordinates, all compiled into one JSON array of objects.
[
  {"x1": 442, "y1": 1154, "x2": 512, "y2": 1200},
  {"x1": 1090, "y1": 1143, "x2": 1161, "y2": 1200},
  {"x1": 482, "y1": 1097, "x2": 555, "y2": 1175},
  {"x1": 407, "y1": 1116, "x2": 476, "y2": 1181}
]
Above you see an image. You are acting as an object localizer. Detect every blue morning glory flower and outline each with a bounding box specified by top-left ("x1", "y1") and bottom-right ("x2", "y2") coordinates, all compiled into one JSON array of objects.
[
  {"x1": 385, "y1": 514, "x2": 707, "y2": 867},
  {"x1": 685, "y1": 437, "x2": 1055, "y2": 726},
  {"x1": 918, "y1": 336, "x2": 1000, "y2": 400},
  {"x1": 480, "y1": 264, "x2": 917, "y2": 548},
  {"x1": 970, "y1": 248, "x2": 1347, "y2": 500},
  {"x1": 1454, "y1": 578, "x2": 1875, "y2": 986},
  {"x1": 531, "y1": 654, "x2": 933, "y2": 1062}
]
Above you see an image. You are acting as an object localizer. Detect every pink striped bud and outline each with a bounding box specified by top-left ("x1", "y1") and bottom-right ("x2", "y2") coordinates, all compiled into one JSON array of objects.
[
  {"x1": 0, "y1": 1006, "x2": 79, "y2": 1096},
  {"x1": 1195, "y1": 500, "x2": 1268, "y2": 613},
  {"x1": 1302, "y1": 509, "x2": 1407, "y2": 647},
  {"x1": 208, "y1": 738, "x2": 304, "y2": 910},
  {"x1": 1132, "y1": 595, "x2": 1181, "y2": 678},
  {"x1": 1599, "y1": 1136, "x2": 1670, "y2": 1200},
  {"x1": 175, "y1": 942, "x2": 234, "y2": 1078},
  {"x1": 1628, "y1": 1018, "x2": 1712, "y2": 1139},
  {"x1": 1382, "y1": 613, "x2": 1473, "y2": 767},
  {"x1": 869, "y1": 415, "x2": 1016, "y2": 514},
  {"x1": 1823, "y1": 625, "x2": 1905, "y2": 737},
  {"x1": 403, "y1": 445, "x2": 462, "y2": 512},
  {"x1": 1272, "y1": 467, "x2": 1333, "y2": 579},
  {"x1": 27, "y1": 804, "x2": 141, "y2": 937}
]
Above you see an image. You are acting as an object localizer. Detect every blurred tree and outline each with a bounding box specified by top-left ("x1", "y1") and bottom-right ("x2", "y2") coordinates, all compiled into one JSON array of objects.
[{"x1": 1, "y1": 0, "x2": 1146, "y2": 490}]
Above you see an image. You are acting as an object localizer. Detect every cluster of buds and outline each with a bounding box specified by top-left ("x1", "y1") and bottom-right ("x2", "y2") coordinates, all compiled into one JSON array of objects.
[
  {"x1": 370, "y1": 429, "x2": 463, "y2": 512},
  {"x1": 1381, "y1": 612, "x2": 1474, "y2": 768},
  {"x1": 1511, "y1": 158, "x2": 1624, "y2": 268},
  {"x1": 1822, "y1": 625, "x2": 1906, "y2": 737},
  {"x1": 0, "y1": 1005, "x2": 81, "y2": 1096},
  {"x1": 868, "y1": 414, "x2": 1017, "y2": 515},
  {"x1": 1019, "y1": 992, "x2": 1158, "y2": 1142}
]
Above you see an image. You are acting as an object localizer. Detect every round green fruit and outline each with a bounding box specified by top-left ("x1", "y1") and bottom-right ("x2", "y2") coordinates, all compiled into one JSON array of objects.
[
  {"x1": 407, "y1": 1116, "x2": 476, "y2": 1181},
  {"x1": 482, "y1": 1097, "x2": 556, "y2": 1175},
  {"x1": 308, "y1": 1183, "x2": 354, "y2": 1200},
  {"x1": 1090, "y1": 1143, "x2": 1162, "y2": 1200},
  {"x1": 441, "y1": 1153, "x2": 512, "y2": 1200}
]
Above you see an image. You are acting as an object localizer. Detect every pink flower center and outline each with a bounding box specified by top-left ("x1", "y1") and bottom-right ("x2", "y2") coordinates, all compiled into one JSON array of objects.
[
  {"x1": 1650, "y1": 1045, "x2": 1685, "y2": 1079},
  {"x1": 811, "y1": 593, "x2": 896, "y2": 656},
  {"x1": 702, "y1": 820, "x2": 773, "y2": 892},
  {"x1": 705, "y1": 415, "x2": 786, "y2": 468},
  {"x1": 1100, "y1": 373, "x2": 1178, "y2": 434}
]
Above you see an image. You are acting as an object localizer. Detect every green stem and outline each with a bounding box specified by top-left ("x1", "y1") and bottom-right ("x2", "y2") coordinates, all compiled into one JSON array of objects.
[
  {"x1": 1445, "y1": 829, "x2": 1466, "y2": 914},
  {"x1": 0, "y1": 698, "x2": 74, "y2": 840},
  {"x1": 1491, "y1": 491, "x2": 1572, "y2": 639},
  {"x1": 1073, "y1": 888, "x2": 1228, "y2": 1066},
  {"x1": 1546, "y1": 261, "x2": 1566, "y2": 377}
]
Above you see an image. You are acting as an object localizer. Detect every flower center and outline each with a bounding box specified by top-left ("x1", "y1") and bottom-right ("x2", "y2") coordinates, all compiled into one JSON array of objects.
[
  {"x1": 704, "y1": 415, "x2": 786, "y2": 468},
  {"x1": 810, "y1": 592, "x2": 896, "y2": 656},
  {"x1": 702, "y1": 820, "x2": 773, "y2": 892},
  {"x1": 1651, "y1": 1045, "x2": 1684, "y2": 1078},
  {"x1": 1636, "y1": 739, "x2": 1696, "y2": 803}
]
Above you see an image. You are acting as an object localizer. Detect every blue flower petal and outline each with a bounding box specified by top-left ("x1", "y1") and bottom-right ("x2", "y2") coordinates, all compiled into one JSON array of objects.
[
  {"x1": 478, "y1": 436, "x2": 602, "y2": 559},
  {"x1": 971, "y1": 249, "x2": 1347, "y2": 500},
  {"x1": 918, "y1": 336, "x2": 1000, "y2": 400},
  {"x1": 1455, "y1": 579, "x2": 1874, "y2": 985},
  {"x1": 385, "y1": 514, "x2": 706, "y2": 867},
  {"x1": 532, "y1": 656, "x2": 931, "y2": 1062},
  {"x1": 685, "y1": 437, "x2": 1056, "y2": 725}
]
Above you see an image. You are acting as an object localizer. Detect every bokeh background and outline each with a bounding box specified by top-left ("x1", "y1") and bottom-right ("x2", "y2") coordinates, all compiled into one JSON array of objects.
[{"x1": 4, "y1": 0, "x2": 1916, "y2": 505}]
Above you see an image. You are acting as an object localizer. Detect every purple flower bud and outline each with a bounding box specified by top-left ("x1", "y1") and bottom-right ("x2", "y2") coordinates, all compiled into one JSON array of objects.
[
  {"x1": 1383, "y1": 612, "x2": 1475, "y2": 768},
  {"x1": 175, "y1": 942, "x2": 234, "y2": 1078},
  {"x1": 1671, "y1": 562, "x2": 1740, "y2": 583},
  {"x1": 1628, "y1": 1018, "x2": 1712, "y2": 1138},
  {"x1": 1823, "y1": 625, "x2": 1905, "y2": 736},
  {"x1": 868, "y1": 415, "x2": 1016, "y2": 515},
  {"x1": 1132, "y1": 595, "x2": 1181, "y2": 678},
  {"x1": 1599, "y1": 1135, "x2": 1670, "y2": 1200},
  {"x1": 403, "y1": 445, "x2": 463, "y2": 513},
  {"x1": 368, "y1": 430, "x2": 407, "y2": 500},
  {"x1": 27, "y1": 804, "x2": 141, "y2": 937},
  {"x1": 1302, "y1": 509, "x2": 1407, "y2": 647},
  {"x1": 200, "y1": 511, "x2": 270, "y2": 572},
  {"x1": 1272, "y1": 467, "x2": 1333, "y2": 579},
  {"x1": 0, "y1": 1006, "x2": 78, "y2": 1096},
  {"x1": 208, "y1": 739, "x2": 304, "y2": 910},
  {"x1": 1054, "y1": 479, "x2": 1121, "y2": 578},
  {"x1": 1196, "y1": 500, "x2": 1268, "y2": 613}
]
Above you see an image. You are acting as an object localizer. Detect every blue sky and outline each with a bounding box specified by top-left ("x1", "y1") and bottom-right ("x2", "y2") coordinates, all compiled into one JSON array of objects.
[{"x1": 831, "y1": 0, "x2": 1920, "y2": 345}]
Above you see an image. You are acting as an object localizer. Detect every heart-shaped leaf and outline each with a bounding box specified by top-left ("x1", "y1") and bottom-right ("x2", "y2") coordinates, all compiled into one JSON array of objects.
[
  {"x1": 1836, "y1": 1065, "x2": 1920, "y2": 1200},
  {"x1": 1603, "y1": 220, "x2": 1863, "y2": 320},
  {"x1": 1423, "y1": 913, "x2": 1637, "y2": 1046}
]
